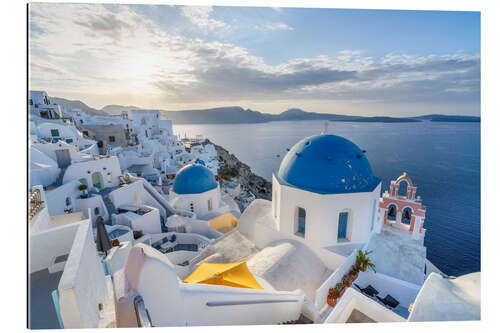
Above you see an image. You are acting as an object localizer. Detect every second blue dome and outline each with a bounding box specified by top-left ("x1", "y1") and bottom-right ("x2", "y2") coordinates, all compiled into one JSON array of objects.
[{"x1": 173, "y1": 164, "x2": 217, "y2": 194}]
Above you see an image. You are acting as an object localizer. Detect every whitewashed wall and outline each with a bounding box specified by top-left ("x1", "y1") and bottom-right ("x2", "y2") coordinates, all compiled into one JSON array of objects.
[
  {"x1": 74, "y1": 195, "x2": 109, "y2": 225},
  {"x1": 128, "y1": 245, "x2": 305, "y2": 326},
  {"x1": 109, "y1": 180, "x2": 167, "y2": 219},
  {"x1": 29, "y1": 221, "x2": 82, "y2": 273},
  {"x1": 355, "y1": 271, "x2": 421, "y2": 308},
  {"x1": 63, "y1": 156, "x2": 122, "y2": 190},
  {"x1": 325, "y1": 288, "x2": 405, "y2": 323},
  {"x1": 45, "y1": 180, "x2": 81, "y2": 216},
  {"x1": 170, "y1": 187, "x2": 220, "y2": 220},
  {"x1": 274, "y1": 174, "x2": 381, "y2": 248},
  {"x1": 58, "y1": 221, "x2": 108, "y2": 328}
]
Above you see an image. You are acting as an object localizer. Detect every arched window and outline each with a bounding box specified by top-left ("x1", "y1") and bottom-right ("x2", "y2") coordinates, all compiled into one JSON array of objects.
[
  {"x1": 207, "y1": 199, "x2": 212, "y2": 211},
  {"x1": 387, "y1": 204, "x2": 397, "y2": 221},
  {"x1": 295, "y1": 207, "x2": 306, "y2": 237},
  {"x1": 65, "y1": 197, "x2": 71, "y2": 206},
  {"x1": 338, "y1": 211, "x2": 349, "y2": 241},
  {"x1": 402, "y1": 207, "x2": 412, "y2": 225},
  {"x1": 94, "y1": 207, "x2": 100, "y2": 215},
  {"x1": 398, "y1": 180, "x2": 408, "y2": 197}
]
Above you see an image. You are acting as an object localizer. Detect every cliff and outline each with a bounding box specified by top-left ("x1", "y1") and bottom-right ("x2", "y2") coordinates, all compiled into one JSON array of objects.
[{"x1": 206, "y1": 140, "x2": 272, "y2": 210}]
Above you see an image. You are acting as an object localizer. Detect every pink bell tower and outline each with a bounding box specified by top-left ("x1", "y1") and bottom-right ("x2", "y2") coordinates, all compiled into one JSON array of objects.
[{"x1": 379, "y1": 173, "x2": 426, "y2": 240}]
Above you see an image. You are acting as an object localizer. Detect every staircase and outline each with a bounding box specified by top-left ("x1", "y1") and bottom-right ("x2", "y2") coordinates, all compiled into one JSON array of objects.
[
  {"x1": 280, "y1": 314, "x2": 314, "y2": 325},
  {"x1": 54, "y1": 166, "x2": 67, "y2": 187}
]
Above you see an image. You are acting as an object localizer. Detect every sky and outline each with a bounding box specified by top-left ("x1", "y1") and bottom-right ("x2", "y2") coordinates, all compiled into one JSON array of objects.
[{"x1": 28, "y1": 3, "x2": 480, "y2": 116}]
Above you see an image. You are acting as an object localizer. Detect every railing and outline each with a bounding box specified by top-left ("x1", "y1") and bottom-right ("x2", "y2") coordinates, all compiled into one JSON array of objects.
[
  {"x1": 134, "y1": 296, "x2": 153, "y2": 327},
  {"x1": 28, "y1": 188, "x2": 44, "y2": 221},
  {"x1": 314, "y1": 249, "x2": 358, "y2": 309}
]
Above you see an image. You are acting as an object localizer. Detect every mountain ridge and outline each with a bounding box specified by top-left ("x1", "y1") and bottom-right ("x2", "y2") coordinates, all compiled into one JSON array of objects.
[{"x1": 49, "y1": 96, "x2": 480, "y2": 124}]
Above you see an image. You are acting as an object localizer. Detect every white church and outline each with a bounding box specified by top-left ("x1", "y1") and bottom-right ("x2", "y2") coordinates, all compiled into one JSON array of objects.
[{"x1": 239, "y1": 125, "x2": 383, "y2": 268}]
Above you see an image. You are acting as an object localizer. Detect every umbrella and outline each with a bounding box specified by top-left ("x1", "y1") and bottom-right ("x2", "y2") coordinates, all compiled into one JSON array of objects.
[
  {"x1": 184, "y1": 262, "x2": 263, "y2": 289},
  {"x1": 95, "y1": 216, "x2": 112, "y2": 256}
]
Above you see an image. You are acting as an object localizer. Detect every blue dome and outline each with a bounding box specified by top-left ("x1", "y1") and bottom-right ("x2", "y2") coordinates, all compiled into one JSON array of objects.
[
  {"x1": 173, "y1": 164, "x2": 217, "y2": 194},
  {"x1": 277, "y1": 134, "x2": 380, "y2": 194}
]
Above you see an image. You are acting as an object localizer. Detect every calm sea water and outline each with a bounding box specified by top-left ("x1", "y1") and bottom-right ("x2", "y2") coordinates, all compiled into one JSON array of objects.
[{"x1": 174, "y1": 120, "x2": 480, "y2": 276}]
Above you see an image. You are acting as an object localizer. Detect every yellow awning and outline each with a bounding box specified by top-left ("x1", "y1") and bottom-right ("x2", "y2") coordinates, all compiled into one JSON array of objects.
[
  {"x1": 184, "y1": 262, "x2": 263, "y2": 289},
  {"x1": 209, "y1": 212, "x2": 238, "y2": 233}
]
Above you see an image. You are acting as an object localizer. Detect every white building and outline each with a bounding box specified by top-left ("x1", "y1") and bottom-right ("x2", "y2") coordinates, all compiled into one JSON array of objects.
[
  {"x1": 239, "y1": 133, "x2": 381, "y2": 269},
  {"x1": 29, "y1": 90, "x2": 62, "y2": 119},
  {"x1": 169, "y1": 163, "x2": 239, "y2": 220}
]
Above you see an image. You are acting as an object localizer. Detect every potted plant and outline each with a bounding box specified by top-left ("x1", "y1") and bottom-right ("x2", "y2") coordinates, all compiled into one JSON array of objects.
[
  {"x1": 356, "y1": 250, "x2": 376, "y2": 273},
  {"x1": 342, "y1": 274, "x2": 352, "y2": 288},
  {"x1": 334, "y1": 282, "x2": 346, "y2": 298},
  {"x1": 78, "y1": 184, "x2": 88, "y2": 198},
  {"x1": 327, "y1": 288, "x2": 337, "y2": 307},
  {"x1": 349, "y1": 266, "x2": 359, "y2": 281}
]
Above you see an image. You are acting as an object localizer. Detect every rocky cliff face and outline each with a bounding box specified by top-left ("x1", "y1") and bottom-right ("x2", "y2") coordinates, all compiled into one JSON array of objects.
[{"x1": 206, "y1": 140, "x2": 272, "y2": 208}]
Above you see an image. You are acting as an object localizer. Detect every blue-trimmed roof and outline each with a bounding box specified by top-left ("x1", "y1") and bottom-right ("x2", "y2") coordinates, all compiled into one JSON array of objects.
[
  {"x1": 277, "y1": 134, "x2": 380, "y2": 194},
  {"x1": 173, "y1": 164, "x2": 217, "y2": 194}
]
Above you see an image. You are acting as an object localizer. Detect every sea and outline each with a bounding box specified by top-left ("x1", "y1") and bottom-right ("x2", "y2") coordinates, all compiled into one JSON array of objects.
[{"x1": 173, "y1": 120, "x2": 480, "y2": 277}]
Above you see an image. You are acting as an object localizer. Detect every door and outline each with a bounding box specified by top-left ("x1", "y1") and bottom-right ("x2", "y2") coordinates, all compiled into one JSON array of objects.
[
  {"x1": 55, "y1": 149, "x2": 71, "y2": 168},
  {"x1": 338, "y1": 212, "x2": 348, "y2": 240},
  {"x1": 92, "y1": 172, "x2": 103, "y2": 190}
]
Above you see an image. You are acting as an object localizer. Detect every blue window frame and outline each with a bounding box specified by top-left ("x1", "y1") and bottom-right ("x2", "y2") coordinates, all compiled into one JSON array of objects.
[
  {"x1": 296, "y1": 207, "x2": 306, "y2": 236},
  {"x1": 338, "y1": 212, "x2": 349, "y2": 240}
]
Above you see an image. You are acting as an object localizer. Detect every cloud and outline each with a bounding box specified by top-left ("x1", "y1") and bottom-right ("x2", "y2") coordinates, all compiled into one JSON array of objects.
[
  {"x1": 180, "y1": 6, "x2": 226, "y2": 31},
  {"x1": 28, "y1": 3, "x2": 480, "y2": 110},
  {"x1": 262, "y1": 22, "x2": 293, "y2": 31},
  {"x1": 74, "y1": 13, "x2": 135, "y2": 42}
]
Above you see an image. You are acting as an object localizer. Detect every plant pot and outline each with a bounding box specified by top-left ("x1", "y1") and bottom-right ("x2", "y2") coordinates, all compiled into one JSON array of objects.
[
  {"x1": 327, "y1": 297, "x2": 337, "y2": 307},
  {"x1": 338, "y1": 287, "x2": 346, "y2": 298},
  {"x1": 351, "y1": 272, "x2": 359, "y2": 281},
  {"x1": 343, "y1": 279, "x2": 352, "y2": 288}
]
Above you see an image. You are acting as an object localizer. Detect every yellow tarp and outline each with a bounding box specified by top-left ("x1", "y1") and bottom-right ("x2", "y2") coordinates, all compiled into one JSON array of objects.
[
  {"x1": 183, "y1": 262, "x2": 263, "y2": 289},
  {"x1": 209, "y1": 213, "x2": 238, "y2": 233}
]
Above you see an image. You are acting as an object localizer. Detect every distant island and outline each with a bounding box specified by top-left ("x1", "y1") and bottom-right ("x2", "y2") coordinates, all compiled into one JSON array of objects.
[{"x1": 50, "y1": 96, "x2": 481, "y2": 124}]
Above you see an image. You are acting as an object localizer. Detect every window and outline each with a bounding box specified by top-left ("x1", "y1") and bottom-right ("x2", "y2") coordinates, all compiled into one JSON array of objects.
[
  {"x1": 208, "y1": 199, "x2": 212, "y2": 211},
  {"x1": 296, "y1": 207, "x2": 306, "y2": 237},
  {"x1": 51, "y1": 129, "x2": 60, "y2": 137},
  {"x1": 29, "y1": 99, "x2": 33, "y2": 105},
  {"x1": 66, "y1": 138, "x2": 73, "y2": 143},
  {"x1": 398, "y1": 180, "x2": 408, "y2": 197},
  {"x1": 338, "y1": 211, "x2": 349, "y2": 241},
  {"x1": 94, "y1": 207, "x2": 100, "y2": 215},
  {"x1": 65, "y1": 197, "x2": 71, "y2": 206},
  {"x1": 402, "y1": 207, "x2": 412, "y2": 225},
  {"x1": 109, "y1": 136, "x2": 115, "y2": 142},
  {"x1": 387, "y1": 204, "x2": 397, "y2": 221},
  {"x1": 82, "y1": 131, "x2": 89, "y2": 137}
]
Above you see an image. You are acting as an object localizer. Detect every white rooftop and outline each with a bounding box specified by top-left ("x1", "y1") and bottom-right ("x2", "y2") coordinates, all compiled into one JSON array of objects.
[
  {"x1": 364, "y1": 226, "x2": 427, "y2": 285},
  {"x1": 409, "y1": 272, "x2": 480, "y2": 322}
]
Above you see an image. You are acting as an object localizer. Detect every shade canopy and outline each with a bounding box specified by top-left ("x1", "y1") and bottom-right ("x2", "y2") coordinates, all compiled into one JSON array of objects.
[
  {"x1": 184, "y1": 262, "x2": 263, "y2": 290},
  {"x1": 209, "y1": 213, "x2": 238, "y2": 233}
]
